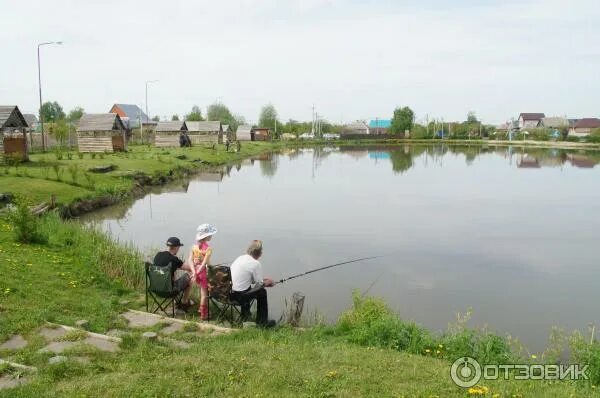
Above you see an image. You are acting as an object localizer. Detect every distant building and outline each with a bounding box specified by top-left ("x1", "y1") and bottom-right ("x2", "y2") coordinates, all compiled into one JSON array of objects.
[
  {"x1": 341, "y1": 121, "x2": 370, "y2": 135},
  {"x1": 76, "y1": 113, "x2": 127, "y2": 153},
  {"x1": 22, "y1": 114, "x2": 39, "y2": 132},
  {"x1": 569, "y1": 118, "x2": 600, "y2": 137},
  {"x1": 253, "y1": 128, "x2": 271, "y2": 141},
  {"x1": 0, "y1": 105, "x2": 29, "y2": 160},
  {"x1": 155, "y1": 121, "x2": 188, "y2": 148},
  {"x1": 539, "y1": 117, "x2": 568, "y2": 129},
  {"x1": 368, "y1": 119, "x2": 391, "y2": 134},
  {"x1": 186, "y1": 121, "x2": 222, "y2": 144},
  {"x1": 518, "y1": 113, "x2": 545, "y2": 129},
  {"x1": 236, "y1": 125, "x2": 253, "y2": 141},
  {"x1": 109, "y1": 104, "x2": 155, "y2": 129}
]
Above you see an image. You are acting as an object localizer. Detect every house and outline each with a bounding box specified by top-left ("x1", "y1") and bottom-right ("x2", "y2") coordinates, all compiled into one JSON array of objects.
[
  {"x1": 154, "y1": 120, "x2": 188, "y2": 148},
  {"x1": 185, "y1": 121, "x2": 222, "y2": 145},
  {"x1": 109, "y1": 104, "x2": 155, "y2": 129},
  {"x1": 236, "y1": 125, "x2": 254, "y2": 141},
  {"x1": 0, "y1": 105, "x2": 29, "y2": 160},
  {"x1": 253, "y1": 128, "x2": 271, "y2": 141},
  {"x1": 341, "y1": 121, "x2": 370, "y2": 135},
  {"x1": 76, "y1": 113, "x2": 127, "y2": 153},
  {"x1": 569, "y1": 118, "x2": 600, "y2": 137},
  {"x1": 518, "y1": 113, "x2": 545, "y2": 129},
  {"x1": 368, "y1": 119, "x2": 391, "y2": 134},
  {"x1": 23, "y1": 114, "x2": 39, "y2": 132},
  {"x1": 539, "y1": 117, "x2": 568, "y2": 129}
]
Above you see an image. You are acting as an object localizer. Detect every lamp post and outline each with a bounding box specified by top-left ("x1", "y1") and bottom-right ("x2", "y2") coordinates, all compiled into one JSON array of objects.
[
  {"x1": 37, "y1": 41, "x2": 62, "y2": 152},
  {"x1": 143, "y1": 80, "x2": 158, "y2": 144}
]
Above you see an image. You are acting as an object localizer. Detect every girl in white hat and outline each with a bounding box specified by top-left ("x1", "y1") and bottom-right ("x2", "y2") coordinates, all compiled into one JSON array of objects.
[{"x1": 188, "y1": 223, "x2": 217, "y2": 320}]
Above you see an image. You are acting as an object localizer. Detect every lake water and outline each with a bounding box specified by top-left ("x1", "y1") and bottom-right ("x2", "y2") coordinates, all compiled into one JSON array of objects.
[{"x1": 83, "y1": 144, "x2": 600, "y2": 351}]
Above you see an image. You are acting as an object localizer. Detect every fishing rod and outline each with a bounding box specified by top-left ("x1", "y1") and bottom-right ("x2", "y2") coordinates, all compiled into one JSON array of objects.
[{"x1": 276, "y1": 255, "x2": 381, "y2": 285}]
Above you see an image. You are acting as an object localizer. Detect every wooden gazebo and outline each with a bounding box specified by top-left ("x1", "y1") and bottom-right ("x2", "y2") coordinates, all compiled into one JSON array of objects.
[
  {"x1": 76, "y1": 113, "x2": 127, "y2": 152},
  {"x1": 0, "y1": 105, "x2": 29, "y2": 161},
  {"x1": 155, "y1": 121, "x2": 188, "y2": 148},
  {"x1": 185, "y1": 121, "x2": 222, "y2": 145}
]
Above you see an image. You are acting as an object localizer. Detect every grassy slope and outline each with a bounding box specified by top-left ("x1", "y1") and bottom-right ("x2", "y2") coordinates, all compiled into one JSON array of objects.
[
  {"x1": 0, "y1": 220, "x2": 595, "y2": 396},
  {"x1": 0, "y1": 143, "x2": 281, "y2": 208}
]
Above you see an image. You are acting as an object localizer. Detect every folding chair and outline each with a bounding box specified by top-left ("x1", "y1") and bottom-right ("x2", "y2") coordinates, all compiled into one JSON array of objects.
[
  {"x1": 207, "y1": 264, "x2": 255, "y2": 325},
  {"x1": 145, "y1": 262, "x2": 184, "y2": 317}
]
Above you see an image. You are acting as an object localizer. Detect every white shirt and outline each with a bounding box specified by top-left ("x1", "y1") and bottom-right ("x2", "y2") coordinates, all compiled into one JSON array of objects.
[{"x1": 231, "y1": 254, "x2": 263, "y2": 292}]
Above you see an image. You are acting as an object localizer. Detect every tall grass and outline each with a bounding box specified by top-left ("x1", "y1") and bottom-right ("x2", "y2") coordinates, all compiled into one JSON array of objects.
[
  {"x1": 333, "y1": 290, "x2": 516, "y2": 364},
  {"x1": 39, "y1": 214, "x2": 144, "y2": 289}
]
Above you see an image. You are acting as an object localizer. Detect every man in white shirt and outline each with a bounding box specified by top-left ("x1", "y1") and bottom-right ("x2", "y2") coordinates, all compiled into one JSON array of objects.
[{"x1": 230, "y1": 240, "x2": 275, "y2": 328}]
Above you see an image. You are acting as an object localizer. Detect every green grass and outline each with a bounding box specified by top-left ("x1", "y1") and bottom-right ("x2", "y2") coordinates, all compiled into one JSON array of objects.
[
  {"x1": 0, "y1": 143, "x2": 281, "y2": 211},
  {"x1": 1, "y1": 216, "x2": 598, "y2": 396}
]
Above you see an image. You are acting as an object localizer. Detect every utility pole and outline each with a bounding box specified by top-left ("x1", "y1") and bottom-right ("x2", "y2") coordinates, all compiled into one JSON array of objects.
[
  {"x1": 311, "y1": 104, "x2": 315, "y2": 135},
  {"x1": 37, "y1": 41, "x2": 62, "y2": 152}
]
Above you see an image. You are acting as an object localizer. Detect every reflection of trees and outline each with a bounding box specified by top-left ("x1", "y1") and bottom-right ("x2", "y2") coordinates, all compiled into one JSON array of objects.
[
  {"x1": 259, "y1": 153, "x2": 278, "y2": 178},
  {"x1": 389, "y1": 145, "x2": 427, "y2": 174}
]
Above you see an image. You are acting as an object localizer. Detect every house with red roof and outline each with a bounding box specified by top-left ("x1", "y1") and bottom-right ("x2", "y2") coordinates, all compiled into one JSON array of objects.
[{"x1": 568, "y1": 118, "x2": 600, "y2": 137}]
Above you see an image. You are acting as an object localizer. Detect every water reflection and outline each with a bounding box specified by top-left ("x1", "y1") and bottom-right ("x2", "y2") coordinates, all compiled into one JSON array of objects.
[{"x1": 81, "y1": 144, "x2": 600, "y2": 351}]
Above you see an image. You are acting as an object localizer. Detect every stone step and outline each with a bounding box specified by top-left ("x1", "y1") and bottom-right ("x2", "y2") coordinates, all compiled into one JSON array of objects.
[
  {"x1": 123, "y1": 309, "x2": 235, "y2": 335},
  {"x1": 37, "y1": 323, "x2": 121, "y2": 354}
]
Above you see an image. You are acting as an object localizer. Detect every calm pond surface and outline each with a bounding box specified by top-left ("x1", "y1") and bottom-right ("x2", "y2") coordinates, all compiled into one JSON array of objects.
[{"x1": 83, "y1": 144, "x2": 600, "y2": 351}]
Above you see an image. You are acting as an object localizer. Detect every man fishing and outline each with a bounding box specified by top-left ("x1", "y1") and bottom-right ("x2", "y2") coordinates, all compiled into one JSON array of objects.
[
  {"x1": 153, "y1": 237, "x2": 195, "y2": 311},
  {"x1": 230, "y1": 240, "x2": 276, "y2": 328}
]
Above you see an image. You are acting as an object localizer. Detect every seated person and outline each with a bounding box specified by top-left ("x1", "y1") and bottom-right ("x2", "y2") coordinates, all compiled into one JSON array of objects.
[
  {"x1": 230, "y1": 240, "x2": 275, "y2": 328},
  {"x1": 153, "y1": 237, "x2": 195, "y2": 310}
]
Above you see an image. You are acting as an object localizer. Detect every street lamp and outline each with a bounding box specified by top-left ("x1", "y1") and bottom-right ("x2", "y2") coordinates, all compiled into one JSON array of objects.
[
  {"x1": 142, "y1": 80, "x2": 158, "y2": 144},
  {"x1": 37, "y1": 41, "x2": 62, "y2": 152}
]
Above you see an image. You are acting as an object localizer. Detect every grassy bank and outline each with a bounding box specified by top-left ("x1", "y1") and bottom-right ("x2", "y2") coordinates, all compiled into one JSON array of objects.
[
  {"x1": 1, "y1": 213, "x2": 599, "y2": 396},
  {"x1": 0, "y1": 142, "x2": 282, "y2": 212}
]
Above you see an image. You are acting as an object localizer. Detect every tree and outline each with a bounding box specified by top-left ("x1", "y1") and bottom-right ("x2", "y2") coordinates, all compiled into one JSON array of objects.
[
  {"x1": 390, "y1": 106, "x2": 414, "y2": 134},
  {"x1": 67, "y1": 106, "x2": 84, "y2": 122},
  {"x1": 467, "y1": 111, "x2": 478, "y2": 123},
  {"x1": 233, "y1": 114, "x2": 246, "y2": 129},
  {"x1": 40, "y1": 101, "x2": 65, "y2": 122},
  {"x1": 152, "y1": 115, "x2": 160, "y2": 122},
  {"x1": 171, "y1": 114, "x2": 180, "y2": 121},
  {"x1": 258, "y1": 104, "x2": 278, "y2": 132},
  {"x1": 185, "y1": 105, "x2": 204, "y2": 121},
  {"x1": 50, "y1": 118, "x2": 69, "y2": 146},
  {"x1": 207, "y1": 102, "x2": 236, "y2": 126}
]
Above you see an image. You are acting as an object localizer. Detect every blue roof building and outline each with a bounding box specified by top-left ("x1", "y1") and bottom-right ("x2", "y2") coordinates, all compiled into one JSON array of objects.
[{"x1": 368, "y1": 119, "x2": 391, "y2": 132}]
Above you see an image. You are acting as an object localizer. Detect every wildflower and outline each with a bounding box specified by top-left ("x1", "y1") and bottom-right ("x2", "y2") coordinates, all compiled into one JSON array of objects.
[
  {"x1": 438, "y1": 344, "x2": 443, "y2": 348},
  {"x1": 468, "y1": 387, "x2": 484, "y2": 395},
  {"x1": 326, "y1": 370, "x2": 339, "y2": 379},
  {"x1": 531, "y1": 354, "x2": 537, "y2": 359},
  {"x1": 425, "y1": 349, "x2": 431, "y2": 353},
  {"x1": 436, "y1": 350, "x2": 441, "y2": 354}
]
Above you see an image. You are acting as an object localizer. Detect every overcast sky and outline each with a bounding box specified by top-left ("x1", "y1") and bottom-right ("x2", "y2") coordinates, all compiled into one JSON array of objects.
[{"x1": 1, "y1": 0, "x2": 599, "y2": 124}]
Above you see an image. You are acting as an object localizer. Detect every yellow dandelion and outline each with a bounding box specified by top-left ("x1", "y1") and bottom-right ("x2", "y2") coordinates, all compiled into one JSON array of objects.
[
  {"x1": 425, "y1": 349, "x2": 431, "y2": 353},
  {"x1": 531, "y1": 354, "x2": 537, "y2": 359}
]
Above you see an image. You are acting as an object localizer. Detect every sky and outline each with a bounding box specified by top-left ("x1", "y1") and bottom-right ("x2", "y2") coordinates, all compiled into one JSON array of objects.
[{"x1": 1, "y1": 0, "x2": 599, "y2": 125}]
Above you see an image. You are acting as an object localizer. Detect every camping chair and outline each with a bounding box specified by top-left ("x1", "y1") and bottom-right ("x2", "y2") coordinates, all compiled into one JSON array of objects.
[
  {"x1": 207, "y1": 264, "x2": 255, "y2": 325},
  {"x1": 145, "y1": 262, "x2": 184, "y2": 317}
]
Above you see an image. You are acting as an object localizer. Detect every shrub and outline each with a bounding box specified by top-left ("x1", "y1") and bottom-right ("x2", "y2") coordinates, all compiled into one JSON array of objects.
[
  {"x1": 52, "y1": 164, "x2": 63, "y2": 181},
  {"x1": 91, "y1": 153, "x2": 97, "y2": 159},
  {"x1": 55, "y1": 151, "x2": 64, "y2": 160},
  {"x1": 67, "y1": 164, "x2": 81, "y2": 184},
  {"x1": 6, "y1": 196, "x2": 48, "y2": 244},
  {"x1": 66, "y1": 152, "x2": 73, "y2": 160},
  {"x1": 570, "y1": 331, "x2": 600, "y2": 386},
  {"x1": 77, "y1": 152, "x2": 84, "y2": 159}
]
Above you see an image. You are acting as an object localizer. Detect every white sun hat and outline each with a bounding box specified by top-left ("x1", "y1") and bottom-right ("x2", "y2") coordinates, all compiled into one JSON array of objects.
[{"x1": 196, "y1": 224, "x2": 218, "y2": 241}]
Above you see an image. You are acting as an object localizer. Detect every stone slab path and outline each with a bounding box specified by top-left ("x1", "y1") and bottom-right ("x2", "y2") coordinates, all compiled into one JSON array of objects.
[{"x1": 0, "y1": 335, "x2": 27, "y2": 351}]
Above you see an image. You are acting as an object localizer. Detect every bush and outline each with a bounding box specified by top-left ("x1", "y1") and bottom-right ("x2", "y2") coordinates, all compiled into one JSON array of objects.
[
  {"x1": 570, "y1": 331, "x2": 600, "y2": 386},
  {"x1": 335, "y1": 292, "x2": 515, "y2": 363},
  {"x1": 6, "y1": 196, "x2": 48, "y2": 244},
  {"x1": 336, "y1": 291, "x2": 432, "y2": 353}
]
